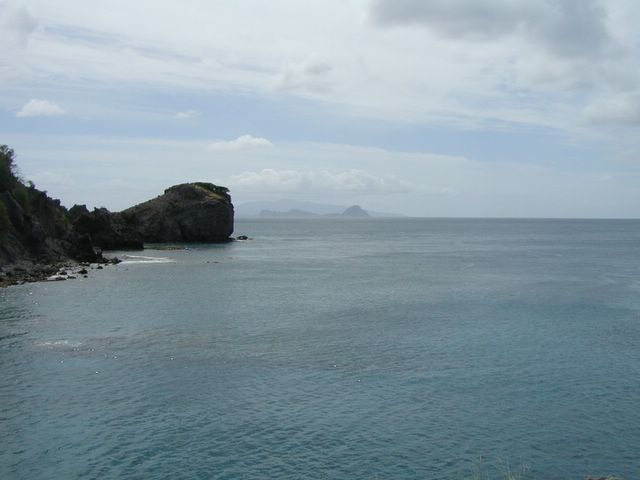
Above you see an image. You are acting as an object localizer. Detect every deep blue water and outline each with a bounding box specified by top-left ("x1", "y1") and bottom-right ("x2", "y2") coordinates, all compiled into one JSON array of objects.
[{"x1": 1, "y1": 218, "x2": 640, "y2": 479}]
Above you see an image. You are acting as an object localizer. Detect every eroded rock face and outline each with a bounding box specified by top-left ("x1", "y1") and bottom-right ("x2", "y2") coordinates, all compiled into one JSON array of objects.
[
  {"x1": 2, "y1": 169, "x2": 234, "y2": 279},
  {"x1": 0, "y1": 188, "x2": 98, "y2": 266},
  {"x1": 69, "y1": 205, "x2": 144, "y2": 250},
  {"x1": 122, "y1": 183, "x2": 234, "y2": 243}
]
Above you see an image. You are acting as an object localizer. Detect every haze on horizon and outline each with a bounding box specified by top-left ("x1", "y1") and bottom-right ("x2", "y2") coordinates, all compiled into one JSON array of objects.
[{"x1": 2, "y1": 0, "x2": 640, "y2": 218}]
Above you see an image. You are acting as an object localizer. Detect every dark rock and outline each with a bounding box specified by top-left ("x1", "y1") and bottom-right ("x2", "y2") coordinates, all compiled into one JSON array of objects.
[
  {"x1": 121, "y1": 183, "x2": 233, "y2": 242},
  {"x1": 69, "y1": 205, "x2": 144, "y2": 250},
  {"x1": 237, "y1": 235, "x2": 249, "y2": 240},
  {"x1": 1, "y1": 144, "x2": 234, "y2": 287},
  {"x1": 79, "y1": 268, "x2": 88, "y2": 275}
]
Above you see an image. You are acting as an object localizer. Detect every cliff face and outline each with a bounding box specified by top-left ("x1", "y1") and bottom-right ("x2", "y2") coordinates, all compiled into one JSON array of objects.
[
  {"x1": 122, "y1": 183, "x2": 234, "y2": 242},
  {"x1": 0, "y1": 187, "x2": 97, "y2": 266},
  {"x1": 0, "y1": 145, "x2": 235, "y2": 272},
  {"x1": 69, "y1": 205, "x2": 144, "y2": 250},
  {"x1": 0, "y1": 145, "x2": 97, "y2": 266},
  {"x1": 68, "y1": 183, "x2": 234, "y2": 248}
]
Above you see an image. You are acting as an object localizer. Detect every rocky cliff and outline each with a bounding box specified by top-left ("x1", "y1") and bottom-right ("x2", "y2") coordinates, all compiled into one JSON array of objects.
[
  {"x1": 0, "y1": 145, "x2": 97, "y2": 267},
  {"x1": 0, "y1": 145, "x2": 234, "y2": 278},
  {"x1": 122, "y1": 182, "x2": 234, "y2": 243}
]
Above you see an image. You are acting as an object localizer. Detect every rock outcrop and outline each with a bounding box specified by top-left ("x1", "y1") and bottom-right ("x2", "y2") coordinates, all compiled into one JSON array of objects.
[
  {"x1": 0, "y1": 187, "x2": 98, "y2": 266},
  {"x1": 69, "y1": 205, "x2": 144, "y2": 250},
  {"x1": 1, "y1": 145, "x2": 235, "y2": 282},
  {"x1": 122, "y1": 182, "x2": 234, "y2": 242}
]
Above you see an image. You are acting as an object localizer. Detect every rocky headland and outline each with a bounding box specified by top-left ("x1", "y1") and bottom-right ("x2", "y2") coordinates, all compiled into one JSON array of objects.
[{"x1": 0, "y1": 145, "x2": 234, "y2": 287}]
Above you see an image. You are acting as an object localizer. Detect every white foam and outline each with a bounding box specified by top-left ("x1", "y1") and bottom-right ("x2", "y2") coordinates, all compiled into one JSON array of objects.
[
  {"x1": 119, "y1": 255, "x2": 175, "y2": 264},
  {"x1": 35, "y1": 340, "x2": 83, "y2": 348}
]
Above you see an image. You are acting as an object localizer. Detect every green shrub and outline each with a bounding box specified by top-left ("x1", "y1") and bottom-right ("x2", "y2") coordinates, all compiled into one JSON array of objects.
[{"x1": 194, "y1": 182, "x2": 230, "y2": 200}]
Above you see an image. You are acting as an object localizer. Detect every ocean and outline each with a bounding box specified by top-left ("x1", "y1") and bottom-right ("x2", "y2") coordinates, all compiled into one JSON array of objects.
[{"x1": 1, "y1": 218, "x2": 640, "y2": 479}]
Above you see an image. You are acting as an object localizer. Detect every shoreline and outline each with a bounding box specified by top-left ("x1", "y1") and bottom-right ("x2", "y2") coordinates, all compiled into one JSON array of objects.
[{"x1": 0, "y1": 256, "x2": 121, "y2": 288}]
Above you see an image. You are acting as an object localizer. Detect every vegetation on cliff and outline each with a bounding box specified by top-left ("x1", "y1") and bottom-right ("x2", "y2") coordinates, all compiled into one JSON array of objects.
[
  {"x1": 0, "y1": 144, "x2": 235, "y2": 279},
  {"x1": 122, "y1": 182, "x2": 234, "y2": 242},
  {"x1": 0, "y1": 145, "x2": 97, "y2": 267}
]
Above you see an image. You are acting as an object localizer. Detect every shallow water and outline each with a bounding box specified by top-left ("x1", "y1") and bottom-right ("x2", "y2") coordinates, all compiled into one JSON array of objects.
[{"x1": 1, "y1": 218, "x2": 640, "y2": 479}]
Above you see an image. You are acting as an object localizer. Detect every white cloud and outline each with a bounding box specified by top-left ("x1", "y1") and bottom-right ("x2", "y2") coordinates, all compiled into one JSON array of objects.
[
  {"x1": 0, "y1": 1, "x2": 37, "y2": 47},
  {"x1": 4, "y1": 0, "x2": 640, "y2": 172},
  {"x1": 230, "y1": 168, "x2": 412, "y2": 194},
  {"x1": 175, "y1": 109, "x2": 199, "y2": 119},
  {"x1": 16, "y1": 99, "x2": 66, "y2": 117},
  {"x1": 272, "y1": 60, "x2": 333, "y2": 94},
  {"x1": 0, "y1": 1, "x2": 38, "y2": 81},
  {"x1": 583, "y1": 93, "x2": 640, "y2": 125},
  {"x1": 207, "y1": 134, "x2": 273, "y2": 151},
  {"x1": 5, "y1": 0, "x2": 639, "y2": 135},
  {"x1": 369, "y1": 0, "x2": 612, "y2": 59}
]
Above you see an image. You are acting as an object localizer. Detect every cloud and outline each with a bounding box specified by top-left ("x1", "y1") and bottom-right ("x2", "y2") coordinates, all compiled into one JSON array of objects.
[
  {"x1": 16, "y1": 99, "x2": 66, "y2": 117},
  {"x1": 207, "y1": 134, "x2": 273, "y2": 151},
  {"x1": 0, "y1": 2, "x2": 38, "y2": 80},
  {"x1": 0, "y1": 2, "x2": 37, "y2": 48},
  {"x1": 175, "y1": 109, "x2": 199, "y2": 119},
  {"x1": 583, "y1": 93, "x2": 640, "y2": 125},
  {"x1": 370, "y1": 0, "x2": 612, "y2": 58},
  {"x1": 230, "y1": 168, "x2": 412, "y2": 194},
  {"x1": 272, "y1": 60, "x2": 333, "y2": 94}
]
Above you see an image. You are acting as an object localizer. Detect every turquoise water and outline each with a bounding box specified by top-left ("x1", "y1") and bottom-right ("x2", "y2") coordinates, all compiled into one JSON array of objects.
[{"x1": 1, "y1": 218, "x2": 640, "y2": 479}]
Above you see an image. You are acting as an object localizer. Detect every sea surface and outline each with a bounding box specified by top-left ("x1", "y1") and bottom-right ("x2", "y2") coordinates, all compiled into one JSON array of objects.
[{"x1": 1, "y1": 218, "x2": 640, "y2": 479}]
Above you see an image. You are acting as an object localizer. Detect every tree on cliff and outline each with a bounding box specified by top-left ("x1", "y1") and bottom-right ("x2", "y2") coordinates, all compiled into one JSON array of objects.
[{"x1": 0, "y1": 144, "x2": 17, "y2": 192}]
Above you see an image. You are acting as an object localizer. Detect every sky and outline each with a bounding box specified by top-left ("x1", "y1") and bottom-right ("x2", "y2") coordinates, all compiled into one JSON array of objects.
[{"x1": 1, "y1": 0, "x2": 640, "y2": 217}]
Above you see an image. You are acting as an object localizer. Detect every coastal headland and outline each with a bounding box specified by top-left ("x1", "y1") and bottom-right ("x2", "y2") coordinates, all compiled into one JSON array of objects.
[{"x1": 0, "y1": 145, "x2": 234, "y2": 287}]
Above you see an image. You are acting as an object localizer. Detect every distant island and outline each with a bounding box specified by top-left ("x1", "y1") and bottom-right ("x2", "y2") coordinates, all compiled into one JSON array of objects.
[
  {"x1": 258, "y1": 205, "x2": 370, "y2": 218},
  {"x1": 237, "y1": 199, "x2": 402, "y2": 218},
  {"x1": 0, "y1": 145, "x2": 234, "y2": 286}
]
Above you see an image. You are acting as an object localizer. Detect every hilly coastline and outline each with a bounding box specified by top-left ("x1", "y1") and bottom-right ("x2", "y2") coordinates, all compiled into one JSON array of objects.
[
  {"x1": 259, "y1": 204, "x2": 370, "y2": 218},
  {"x1": 0, "y1": 145, "x2": 234, "y2": 286}
]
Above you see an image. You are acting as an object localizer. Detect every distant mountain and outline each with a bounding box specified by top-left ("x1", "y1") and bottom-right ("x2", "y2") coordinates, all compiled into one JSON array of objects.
[
  {"x1": 341, "y1": 205, "x2": 369, "y2": 218},
  {"x1": 237, "y1": 199, "x2": 402, "y2": 218},
  {"x1": 237, "y1": 199, "x2": 346, "y2": 217},
  {"x1": 257, "y1": 205, "x2": 372, "y2": 218}
]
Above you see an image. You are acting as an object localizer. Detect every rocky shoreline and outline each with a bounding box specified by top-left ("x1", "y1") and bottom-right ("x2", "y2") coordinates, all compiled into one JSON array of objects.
[
  {"x1": 0, "y1": 256, "x2": 121, "y2": 288},
  {"x1": 1, "y1": 145, "x2": 235, "y2": 285}
]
